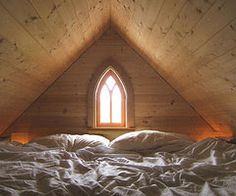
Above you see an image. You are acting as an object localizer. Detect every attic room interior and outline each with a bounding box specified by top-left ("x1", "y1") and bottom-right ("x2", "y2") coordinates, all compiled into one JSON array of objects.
[{"x1": 0, "y1": 0, "x2": 236, "y2": 195}]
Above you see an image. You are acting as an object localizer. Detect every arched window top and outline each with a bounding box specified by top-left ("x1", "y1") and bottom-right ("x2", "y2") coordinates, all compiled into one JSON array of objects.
[{"x1": 95, "y1": 67, "x2": 127, "y2": 128}]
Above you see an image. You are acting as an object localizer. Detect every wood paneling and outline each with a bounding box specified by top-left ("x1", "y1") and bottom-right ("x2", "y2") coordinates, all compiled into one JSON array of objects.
[
  {"x1": 1, "y1": 0, "x2": 236, "y2": 139},
  {"x1": 7, "y1": 29, "x2": 214, "y2": 140},
  {"x1": 111, "y1": 0, "x2": 236, "y2": 137},
  {"x1": 0, "y1": 0, "x2": 109, "y2": 134}
]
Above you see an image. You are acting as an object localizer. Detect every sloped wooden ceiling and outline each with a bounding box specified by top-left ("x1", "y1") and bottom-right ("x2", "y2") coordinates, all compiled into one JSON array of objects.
[
  {"x1": 1, "y1": 0, "x2": 236, "y2": 137},
  {"x1": 0, "y1": 0, "x2": 109, "y2": 134},
  {"x1": 6, "y1": 28, "x2": 215, "y2": 140},
  {"x1": 111, "y1": 0, "x2": 236, "y2": 136}
]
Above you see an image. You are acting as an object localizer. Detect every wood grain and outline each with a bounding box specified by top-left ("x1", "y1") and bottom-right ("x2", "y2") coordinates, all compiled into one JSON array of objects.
[
  {"x1": 1, "y1": 0, "x2": 236, "y2": 139},
  {"x1": 7, "y1": 29, "x2": 214, "y2": 140},
  {"x1": 111, "y1": 0, "x2": 236, "y2": 137},
  {"x1": 0, "y1": 0, "x2": 109, "y2": 134}
]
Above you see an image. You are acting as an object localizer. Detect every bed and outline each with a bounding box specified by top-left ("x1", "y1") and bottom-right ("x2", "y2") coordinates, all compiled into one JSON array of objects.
[{"x1": 0, "y1": 130, "x2": 235, "y2": 195}]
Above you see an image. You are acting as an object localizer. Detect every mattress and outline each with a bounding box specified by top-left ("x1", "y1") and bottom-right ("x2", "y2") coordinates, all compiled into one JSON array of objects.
[{"x1": 0, "y1": 133, "x2": 235, "y2": 195}]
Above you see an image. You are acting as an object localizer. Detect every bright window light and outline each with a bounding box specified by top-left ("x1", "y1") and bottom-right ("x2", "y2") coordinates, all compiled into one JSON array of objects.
[
  {"x1": 106, "y1": 76, "x2": 116, "y2": 90},
  {"x1": 100, "y1": 85, "x2": 110, "y2": 123},
  {"x1": 112, "y1": 85, "x2": 121, "y2": 123},
  {"x1": 96, "y1": 68, "x2": 126, "y2": 127}
]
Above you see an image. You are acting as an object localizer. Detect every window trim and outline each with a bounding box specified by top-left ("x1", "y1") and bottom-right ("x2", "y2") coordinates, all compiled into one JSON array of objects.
[
  {"x1": 95, "y1": 69, "x2": 126, "y2": 128},
  {"x1": 87, "y1": 61, "x2": 134, "y2": 129}
]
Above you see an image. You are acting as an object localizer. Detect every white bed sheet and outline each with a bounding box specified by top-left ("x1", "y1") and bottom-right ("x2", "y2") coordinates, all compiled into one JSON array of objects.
[{"x1": 0, "y1": 138, "x2": 236, "y2": 196}]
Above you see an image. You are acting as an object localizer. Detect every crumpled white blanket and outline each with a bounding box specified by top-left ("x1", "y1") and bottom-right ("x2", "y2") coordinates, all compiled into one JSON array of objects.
[{"x1": 0, "y1": 138, "x2": 235, "y2": 196}]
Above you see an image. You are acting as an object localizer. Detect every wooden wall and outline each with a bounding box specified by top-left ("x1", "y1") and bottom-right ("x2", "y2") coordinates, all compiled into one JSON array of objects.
[
  {"x1": 1, "y1": 0, "x2": 235, "y2": 140},
  {"x1": 7, "y1": 28, "x2": 215, "y2": 140},
  {"x1": 0, "y1": 0, "x2": 109, "y2": 135},
  {"x1": 111, "y1": 0, "x2": 236, "y2": 137}
]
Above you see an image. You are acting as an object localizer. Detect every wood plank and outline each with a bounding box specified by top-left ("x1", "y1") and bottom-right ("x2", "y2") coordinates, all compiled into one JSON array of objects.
[
  {"x1": 30, "y1": 0, "x2": 78, "y2": 57},
  {"x1": 183, "y1": 0, "x2": 236, "y2": 53},
  {"x1": 0, "y1": 0, "x2": 68, "y2": 65},
  {"x1": 52, "y1": 0, "x2": 84, "y2": 48},
  {"x1": 0, "y1": 4, "x2": 58, "y2": 82},
  {"x1": 155, "y1": 0, "x2": 216, "y2": 60},
  {"x1": 145, "y1": 0, "x2": 186, "y2": 46},
  {"x1": 6, "y1": 29, "x2": 214, "y2": 139},
  {"x1": 162, "y1": 0, "x2": 236, "y2": 78},
  {"x1": 0, "y1": 0, "x2": 109, "y2": 135},
  {"x1": 111, "y1": 0, "x2": 236, "y2": 136},
  {"x1": 167, "y1": 18, "x2": 236, "y2": 89},
  {"x1": 111, "y1": 0, "x2": 135, "y2": 34}
]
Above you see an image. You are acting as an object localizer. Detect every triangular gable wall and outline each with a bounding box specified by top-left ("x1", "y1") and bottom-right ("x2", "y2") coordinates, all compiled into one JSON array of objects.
[{"x1": 6, "y1": 28, "x2": 216, "y2": 140}]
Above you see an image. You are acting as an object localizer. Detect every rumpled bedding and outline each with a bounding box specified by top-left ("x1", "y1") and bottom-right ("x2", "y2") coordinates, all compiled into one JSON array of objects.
[{"x1": 0, "y1": 138, "x2": 236, "y2": 195}]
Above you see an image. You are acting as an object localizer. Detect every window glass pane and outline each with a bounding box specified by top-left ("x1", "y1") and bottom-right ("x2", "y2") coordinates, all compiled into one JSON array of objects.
[
  {"x1": 100, "y1": 85, "x2": 110, "y2": 123},
  {"x1": 106, "y1": 76, "x2": 116, "y2": 90},
  {"x1": 112, "y1": 85, "x2": 122, "y2": 123}
]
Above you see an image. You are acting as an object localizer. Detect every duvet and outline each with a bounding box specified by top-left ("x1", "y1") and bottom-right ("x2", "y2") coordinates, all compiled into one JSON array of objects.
[{"x1": 0, "y1": 137, "x2": 236, "y2": 195}]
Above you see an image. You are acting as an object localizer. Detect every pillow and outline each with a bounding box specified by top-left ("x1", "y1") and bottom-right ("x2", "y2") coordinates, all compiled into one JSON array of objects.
[
  {"x1": 30, "y1": 134, "x2": 74, "y2": 149},
  {"x1": 109, "y1": 130, "x2": 195, "y2": 152},
  {"x1": 30, "y1": 134, "x2": 110, "y2": 151},
  {"x1": 72, "y1": 134, "x2": 110, "y2": 151}
]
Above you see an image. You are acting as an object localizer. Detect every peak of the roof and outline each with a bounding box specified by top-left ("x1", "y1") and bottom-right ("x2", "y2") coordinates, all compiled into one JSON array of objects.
[{"x1": 0, "y1": 0, "x2": 236, "y2": 136}]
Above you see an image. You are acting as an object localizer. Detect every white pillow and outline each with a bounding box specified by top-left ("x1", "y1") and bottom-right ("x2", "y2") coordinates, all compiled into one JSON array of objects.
[
  {"x1": 30, "y1": 134, "x2": 110, "y2": 151},
  {"x1": 72, "y1": 134, "x2": 110, "y2": 151},
  {"x1": 109, "y1": 130, "x2": 195, "y2": 152},
  {"x1": 30, "y1": 134, "x2": 74, "y2": 149}
]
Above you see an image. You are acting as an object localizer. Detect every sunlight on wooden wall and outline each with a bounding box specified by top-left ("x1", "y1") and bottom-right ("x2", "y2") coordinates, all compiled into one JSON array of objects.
[
  {"x1": 11, "y1": 132, "x2": 30, "y2": 144},
  {"x1": 194, "y1": 127, "x2": 233, "y2": 141}
]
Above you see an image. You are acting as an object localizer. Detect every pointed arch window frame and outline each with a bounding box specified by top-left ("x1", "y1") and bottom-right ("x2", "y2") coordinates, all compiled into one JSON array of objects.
[
  {"x1": 95, "y1": 68, "x2": 127, "y2": 128},
  {"x1": 87, "y1": 62, "x2": 134, "y2": 129}
]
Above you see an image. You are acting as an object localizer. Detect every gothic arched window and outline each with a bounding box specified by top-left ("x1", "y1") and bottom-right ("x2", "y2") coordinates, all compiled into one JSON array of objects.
[{"x1": 95, "y1": 68, "x2": 126, "y2": 127}]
